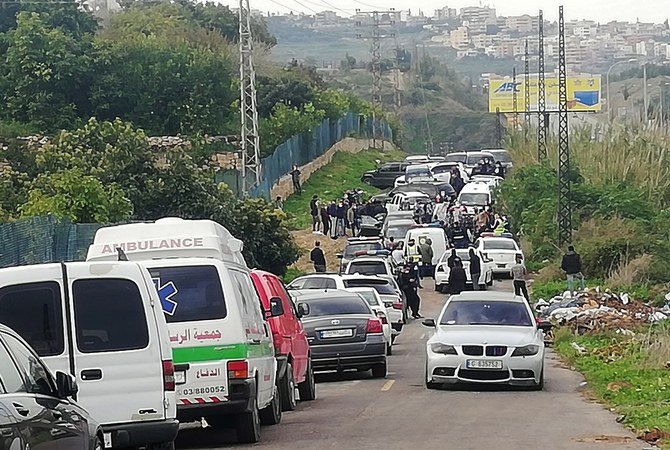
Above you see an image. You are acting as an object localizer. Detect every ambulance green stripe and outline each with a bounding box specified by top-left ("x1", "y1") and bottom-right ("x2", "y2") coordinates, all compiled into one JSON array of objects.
[{"x1": 172, "y1": 342, "x2": 273, "y2": 364}]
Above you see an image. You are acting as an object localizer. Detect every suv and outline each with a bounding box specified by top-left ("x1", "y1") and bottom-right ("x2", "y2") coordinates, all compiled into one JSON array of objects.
[
  {"x1": 0, "y1": 324, "x2": 101, "y2": 449},
  {"x1": 361, "y1": 162, "x2": 410, "y2": 189},
  {"x1": 250, "y1": 270, "x2": 316, "y2": 411}
]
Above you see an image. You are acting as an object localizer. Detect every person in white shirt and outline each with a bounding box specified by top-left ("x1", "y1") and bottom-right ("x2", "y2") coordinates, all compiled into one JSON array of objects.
[{"x1": 392, "y1": 241, "x2": 405, "y2": 265}]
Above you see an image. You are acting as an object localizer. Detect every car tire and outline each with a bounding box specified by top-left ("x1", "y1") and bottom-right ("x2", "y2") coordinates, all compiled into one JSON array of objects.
[
  {"x1": 278, "y1": 363, "x2": 297, "y2": 411},
  {"x1": 235, "y1": 392, "x2": 261, "y2": 444},
  {"x1": 259, "y1": 384, "x2": 282, "y2": 425},
  {"x1": 386, "y1": 343, "x2": 392, "y2": 356},
  {"x1": 531, "y1": 367, "x2": 545, "y2": 391},
  {"x1": 371, "y1": 360, "x2": 387, "y2": 378},
  {"x1": 298, "y1": 358, "x2": 317, "y2": 401},
  {"x1": 362, "y1": 177, "x2": 373, "y2": 185}
]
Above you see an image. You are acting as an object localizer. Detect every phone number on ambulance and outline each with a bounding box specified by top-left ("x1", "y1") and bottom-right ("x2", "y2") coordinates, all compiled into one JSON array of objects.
[{"x1": 178, "y1": 386, "x2": 225, "y2": 395}]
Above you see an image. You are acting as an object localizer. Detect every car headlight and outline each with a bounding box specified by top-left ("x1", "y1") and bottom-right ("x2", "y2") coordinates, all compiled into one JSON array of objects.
[
  {"x1": 430, "y1": 343, "x2": 457, "y2": 355},
  {"x1": 511, "y1": 344, "x2": 540, "y2": 356}
]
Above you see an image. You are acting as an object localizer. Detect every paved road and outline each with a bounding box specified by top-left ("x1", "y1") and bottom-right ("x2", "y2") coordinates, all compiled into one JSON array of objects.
[{"x1": 176, "y1": 279, "x2": 644, "y2": 449}]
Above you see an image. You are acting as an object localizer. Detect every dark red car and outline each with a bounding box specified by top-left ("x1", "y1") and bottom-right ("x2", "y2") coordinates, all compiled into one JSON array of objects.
[{"x1": 251, "y1": 270, "x2": 316, "y2": 410}]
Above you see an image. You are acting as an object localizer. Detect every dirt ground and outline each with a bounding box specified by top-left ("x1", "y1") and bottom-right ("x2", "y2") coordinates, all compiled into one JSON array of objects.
[{"x1": 291, "y1": 228, "x2": 348, "y2": 273}]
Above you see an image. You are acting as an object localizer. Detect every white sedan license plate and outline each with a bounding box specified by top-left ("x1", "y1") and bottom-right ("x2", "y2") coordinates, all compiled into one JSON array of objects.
[
  {"x1": 497, "y1": 263, "x2": 507, "y2": 268},
  {"x1": 321, "y1": 329, "x2": 354, "y2": 338},
  {"x1": 466, "y1": 360, "x2": 503, "y2": 369},
  {"x1": 175, "y1": 371, "x2": 186, "y2": 384}
]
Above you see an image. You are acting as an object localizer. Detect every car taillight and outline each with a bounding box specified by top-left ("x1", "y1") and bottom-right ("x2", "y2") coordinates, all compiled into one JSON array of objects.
[
  {"x1": 228, "y1": 360, "x2": 249, "y2": 379},
  {"x1": 392, "y1": 300, "x2": 403, "y2": 310},
  {"x1": 366, "y1": 318, "x2": 383, "y2": 334},
  {"x1": 376, "y1": 311, "x2": 388, "y2": 324},
  {"x1": 162, "y1": 360, "x2": 175, "y2": 392}
]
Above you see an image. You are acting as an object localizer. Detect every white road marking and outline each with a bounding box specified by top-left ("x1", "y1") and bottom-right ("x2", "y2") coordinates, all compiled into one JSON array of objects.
[
  {"x1": 420, "y1": 333, "x2": 426, "y2": 339},
  {"x1": 381, "y1": 380, "x2": 395, "y2": 391}
]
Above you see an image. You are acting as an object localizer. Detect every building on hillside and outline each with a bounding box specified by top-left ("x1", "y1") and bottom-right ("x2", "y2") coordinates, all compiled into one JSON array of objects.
[
  {"x1": 449, "y1": 26, "x2": 470, "y2": 49},
  {"x1": 460, "y1": 6, "x2": 496, "y2": 34},
  {"x1": 505, "y1": 15, "x2": 538, "y2": 34},
  {"x1": 434, "y1": 5, "x2": 458, "y2": 20}
]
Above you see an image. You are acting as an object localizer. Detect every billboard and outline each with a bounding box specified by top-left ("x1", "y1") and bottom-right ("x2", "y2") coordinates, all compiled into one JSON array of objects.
[{"x1": 488, "y1": 74, "x2": 602, "y2": 113}]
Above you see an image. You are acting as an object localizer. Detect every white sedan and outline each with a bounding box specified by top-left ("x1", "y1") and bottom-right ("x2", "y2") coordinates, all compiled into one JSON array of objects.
[
  {"x1": 423, "y1": 292, "x2": 548, "y2": 390},
  {"x1": 347, "y1": 287, "x2": 393, "y2": 355},
  {"x1": 434, "y1": 248, "x2": 494, "y2": 292},
  {"x1": 474, "y1": 235, "x2": 523, "y2": 278}
]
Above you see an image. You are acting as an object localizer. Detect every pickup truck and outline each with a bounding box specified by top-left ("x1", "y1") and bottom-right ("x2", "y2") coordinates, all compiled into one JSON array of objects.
[{"x1": 361, "y1": 162, "x2": 410, "y2": 189}]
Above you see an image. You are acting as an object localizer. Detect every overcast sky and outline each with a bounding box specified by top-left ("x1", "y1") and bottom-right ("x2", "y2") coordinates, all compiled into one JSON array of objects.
[{"x1": 222, "y1": 0, "x2": 670, "y2": 23}]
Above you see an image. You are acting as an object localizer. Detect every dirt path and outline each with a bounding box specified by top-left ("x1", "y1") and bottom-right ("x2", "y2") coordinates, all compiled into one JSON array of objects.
[{"x1": 291, "y1": 228, "x2": 348, "y2": 273}]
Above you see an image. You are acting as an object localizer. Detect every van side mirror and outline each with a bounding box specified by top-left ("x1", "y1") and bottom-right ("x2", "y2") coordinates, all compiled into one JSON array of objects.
[
  {"x1": 297, "y1": 302, "x2": 310, "y2": 318},
  {"x1": 269, "y1": 297, "x2": 284, "y2": 317},
  {"x1": 56, "y1": 371, "x2": 78, "y2": 399}
]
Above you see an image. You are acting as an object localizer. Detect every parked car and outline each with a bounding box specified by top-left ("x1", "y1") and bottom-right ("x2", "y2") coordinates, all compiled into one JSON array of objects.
[
  {"x1": 0, "y1": 323, "x2": 102, "y2": 449},
  {"x1": 382, "y1": 219, "x2": 416, "y2": 246},
  {"x1": 292, "y1": 290, "x2": 387, "y2": 378},
  {"x1": 345, "y1": 288, "x2": 393, "y2": 355},
  {"x1": 482, "y1": 148, "x2": 513, "y2": 170},
  {"x1": 423, "y1": 292, "x2": 548, "y2": 390},
  {"x1": 458, "y1": 182, "x2": 494, "y2": 214},
  {"x1": 358, "y1": 214, "x2": 386, "y2": 237},
  {"x1": 444, "y1": 152, "x2": 468, "y2": 164},
  {"x1": 344, "y1": 255, "x2": 398, "y2": 281},
  {"x1": 475, "y1": 235, "x2": 524, "y2": 279},
  {"x1": 434, "y1": 248, "x2": 494, "y2": 292},
  {"x1": 337, "y1": 237, "x2": 384, "y2": 272},
  {"x1": 430, "y1": 162, "x2": 469, "y2": 183},
  {"x1": 463, "y1": 151, "x2": 496, "y2": 176},
  {"x1": 0, "y1": 262, "x2": 178, "y2": 450},
  {"x1": 251, "y1": 270, "x2": 316, "y2": 412},
  {"x1": 386, "y1": 192, "x2": 431, "y2": 214},
  {"x1": 361, "y1": 162, "x2": 410, "y2": 189}
]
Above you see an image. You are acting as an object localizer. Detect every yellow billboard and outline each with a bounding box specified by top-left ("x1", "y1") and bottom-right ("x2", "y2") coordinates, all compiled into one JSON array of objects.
[{"x1": 488, "y1": 75, "x2": 602, "y2": 113}]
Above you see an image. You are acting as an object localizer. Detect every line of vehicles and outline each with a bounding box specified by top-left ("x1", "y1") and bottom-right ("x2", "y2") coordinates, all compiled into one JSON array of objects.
[{"x1": 0, "y1": 218, "x2": 326, "y2": 449}]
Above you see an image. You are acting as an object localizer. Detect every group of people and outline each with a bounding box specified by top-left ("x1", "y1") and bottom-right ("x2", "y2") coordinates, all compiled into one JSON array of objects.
[
  {"x1": 472, "y1": 157, "x2": 506, "y2": 178},
  {"x1": 309, "y1": 193, "x2": 366, "y2": 238}
]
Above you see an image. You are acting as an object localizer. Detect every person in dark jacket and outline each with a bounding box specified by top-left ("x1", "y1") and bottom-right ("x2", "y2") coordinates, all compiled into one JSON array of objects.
[
  {"x1": 468, "y1": 248, "x2": 482, "y2": 290},
  {"x1": 290, "y1": 165, "x2": 301, "y2": 194},
  {"x1": 310, "y1": 241, "x2": 326, "y2": 272},
  {"x1": 561, "y1": 245, "x2": 585, "y2": 296},
  {"x1": 450, "y1": 169, "x2": 465, "y2": 194},
  {"x1": 309, "y1": 195, "x2": 319, "y2": 232},
  {"x1": 327, "y1": 201, "x2": 337, "y2": 238},
  {"x1": 446, "y1": 249, "x2": 458, "y2": 269},
  {"x1": 448, "y1": 259, "x2": 467, "y2": 294},
  {"x1": 398, "y1": 262, "x2": 422, "y2": 318},
  {"x1": 320, "y1": 204, "x2": 330, "y2": 237}
]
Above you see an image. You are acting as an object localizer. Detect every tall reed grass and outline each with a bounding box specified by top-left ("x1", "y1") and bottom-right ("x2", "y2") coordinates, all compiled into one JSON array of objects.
[{"x1": 507, "y1": 123, "x2": 670, "y2": 206}]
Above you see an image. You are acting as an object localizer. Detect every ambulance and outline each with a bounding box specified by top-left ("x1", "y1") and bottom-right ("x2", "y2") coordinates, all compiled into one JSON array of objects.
[{"x1": 87, "y1": 218, "x2": 279, "y2": 443}]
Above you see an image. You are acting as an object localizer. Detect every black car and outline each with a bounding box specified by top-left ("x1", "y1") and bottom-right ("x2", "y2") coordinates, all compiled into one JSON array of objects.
[
  {"x1": 337, "y1": 237, "x2": 384, "y2": 272},
  {"x1": 0, "y1": 324, "x2": 101, "y2": 450},
  {"x1": 361, "y1": 162, "x2": 410, "y2": 189},
  {"x1": 293, "y1": 290, "x2": 387, "y2": 378}
]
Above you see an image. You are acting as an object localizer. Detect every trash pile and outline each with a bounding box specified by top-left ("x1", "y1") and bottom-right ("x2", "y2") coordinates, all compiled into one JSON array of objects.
[{"x1": 535, "y1": 288, "x2": 670, "y2": 334}]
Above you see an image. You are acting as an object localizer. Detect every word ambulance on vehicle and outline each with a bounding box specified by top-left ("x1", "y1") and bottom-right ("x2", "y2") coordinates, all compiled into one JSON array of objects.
[
  {"x1": 0, "y1": 261, "x2": 178, "y2": 449},
  {"x1": 87, "y1": 218, "x2": 280, "y2": 444}
]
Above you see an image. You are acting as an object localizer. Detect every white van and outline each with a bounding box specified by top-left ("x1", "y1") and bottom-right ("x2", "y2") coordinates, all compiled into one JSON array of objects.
[
  {"x1": 87, "y1": 218, "x2": 279, "y2": 443},
  {"x1": 404, "y1": 227, "x2": 449, "y2": 265},
  {"x1": 457, "y1": 182, "x2": 493, "y2": 214},
  {"x1": 0, "y1": 262, "x2": 178, "y2": 449}
]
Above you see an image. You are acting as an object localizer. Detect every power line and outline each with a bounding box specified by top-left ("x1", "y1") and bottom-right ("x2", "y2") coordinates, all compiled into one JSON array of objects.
[
  {"x1": 299, "y1": 0, "x2": 353, "y2": 16},
  {"x1": 290, "y1": 0, "x2": 317, "y2": 14},
  {"x1": 266, "y1": 0, "x2": 301, "y2": 14}
]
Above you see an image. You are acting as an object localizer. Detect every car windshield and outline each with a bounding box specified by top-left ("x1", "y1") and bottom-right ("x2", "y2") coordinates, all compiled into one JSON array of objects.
[
  {"x1": 354, "y1": 291, "x2": 379, "y2": 307},
  {"x1": 458, "y1": 193, "x2": 490, "y2": 206},
  {"x1": 483, "y1": 240, "x2": 518, "y2": 251},
  {"x1": 343, "y1": 279, "x2": 395, "y2": 295},
  {"x1": 387, "y1": 224, "x2": 413, "y2": 239},
  {"x1": 490, "y1": 151, "x2": 511, "y2": 163},
  {"x1": 348, "y1": 262, "x2": 387, "y2": 275},
  {"x1": 466, "y1": 154, "x2": 492, "y2": 165},
  {"x1": 344, "y1": 242, "x2": 383, "y2": 257},
  {"x1": 432, "y1": 165, "x2": 455, "y2": 174},
  {"x1": 445, "y1": 154, "x2": 466, "y2": 163},
  {"x1": 302, "y1": 297, "x2": 371, "y2": 317},
  {"x1": 440, "y1": 301, "x2": 533, "y2": 326}
]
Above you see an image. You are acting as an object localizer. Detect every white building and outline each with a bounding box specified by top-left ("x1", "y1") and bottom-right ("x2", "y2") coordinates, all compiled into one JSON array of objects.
[{"x1": 449, "y1": 26, "x2": 470, "y2": 49}]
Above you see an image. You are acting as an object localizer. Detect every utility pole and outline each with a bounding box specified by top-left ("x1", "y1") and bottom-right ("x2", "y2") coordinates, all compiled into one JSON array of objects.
[
  {"x1": 238, "y1": 0, "x2": 261, "y2": 195},
  {"x1": 356, "y1": 9, "x2": 396, "y2": 148},
  {"x1": 512, "y1": 66, "x2": 518, "y2": 130},
  {"x1": 537, "y1": 10, "x2": 547, "y2": 162},
  {"x1": 495, "y1": 107, "x2": 503, "y2": 147},
  {"x1": 557, "y1": 5, "x2": 572, "y2": 246},
  {"x1": 393, "y1": 36, "x2": 402, "y2": 113},
  {"x1": 643, "y1": 63, "x2": 648, "y2": 123},
  {"x1": 524, "y1": 39, "x2": 531, "y2": 135}
]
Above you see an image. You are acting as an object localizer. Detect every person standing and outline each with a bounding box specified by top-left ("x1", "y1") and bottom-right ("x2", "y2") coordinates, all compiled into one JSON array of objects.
[
  {"x1": 335, "y1": 200, "x2": 346, "y2": 236},
  {"x1": 450, "y1": 168, "x2": 465, "y2": 195},
  {"x1": 511, "y1": 254, "x2": 529, "y2": 301},
  {"x1": 469, "y1": 248, "x2": 482, "y2": 290},
  {"x1": 418, "y1": 238, "x2": 434, "y2": 279},
  {"x1": 309, "y1": 195, "x2": 320, "y2": 233},
  {"x1": 327, "y1": 201, "x2": 337, "y2": 239},
  {"x1": 386, "y1": 236, "x2": 396, "y2": 251},
  {"x1": 310, "y1": 241, "x2": 327, "y2": 273},
  {"x1": 405, "y1": 238, "x2": 423, "y2": 288},
  {"x1": 391, "y1": 241, "x2": 404, "y2": 265},
  {"x1": 446, "y1": 248, "x2": 458, "y2": 269},
  {"x1": 274, "y1": 196, "x2": 283, "y2": 211},
  {"x1": 347, "y1": 203, "x2": 356, "y2": 237},
  {"x1": 448, "y1": 259, "x2": 467, "y2": 294},
  {"x1": 290, "y1": 165, "x2": 301, "y2": 194},
  {"x1": 561, "y1": 245, "x2": 585, "y2": 296},
  {"x1": 398, "y1": 262, "x2": 422, "y2": 318},
  {"x1": 320, "y1": 203, "x2": 330, "y2": 237}
]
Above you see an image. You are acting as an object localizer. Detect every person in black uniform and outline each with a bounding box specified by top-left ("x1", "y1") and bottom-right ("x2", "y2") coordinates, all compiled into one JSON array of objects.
[
  {"x1": 398, "y1": 262, "x2": 422, "y2": 318},
  {"x1": 448, "y1": 259, "x2": 467, "y2": 294}
]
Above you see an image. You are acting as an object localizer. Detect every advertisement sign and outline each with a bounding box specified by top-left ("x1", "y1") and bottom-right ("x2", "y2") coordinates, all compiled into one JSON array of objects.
[{"x1": 488, "y1": 74, "x2": 602, "y2": 113}]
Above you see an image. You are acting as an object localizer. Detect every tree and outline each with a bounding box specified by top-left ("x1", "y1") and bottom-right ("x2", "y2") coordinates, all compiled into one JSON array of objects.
[
  {"x1": 0, "y1": 0, "x2": 97, "y2": 37},
  {"x1": 257, "y1": 76, "x2": 315, "y2": 117},
  {"x1": 1, "y1": 12, "x2": 94, "y2": 130},
  {"x1": 19, "y1": 169, "x2": 133, "y2": 223}
]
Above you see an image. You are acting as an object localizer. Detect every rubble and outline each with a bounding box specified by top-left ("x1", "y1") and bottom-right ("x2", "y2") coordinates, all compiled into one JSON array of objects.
[{"x1": 536, "y1": 288, "x2": 668, "y2": 333}]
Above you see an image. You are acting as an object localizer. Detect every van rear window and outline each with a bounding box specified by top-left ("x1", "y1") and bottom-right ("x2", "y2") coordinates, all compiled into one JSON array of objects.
[
  {"x1": 73, "y1": 279, "x2": 149, "y2": 353},
  {"x1": 0, "y1": 282, "x2": 64, "y2": 357},
  {"x1": 148, "y1": 266, "x2": 227, "y2": 323}
]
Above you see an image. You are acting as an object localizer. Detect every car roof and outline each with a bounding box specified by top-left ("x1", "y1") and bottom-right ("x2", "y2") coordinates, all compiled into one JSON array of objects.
[
  {"x1": 386, "y1": 219, "x2": 416, "y2": 226},
  {"x1": 290, "y1": 289, "x2": 360, "y2": 301},
  {"x1": 481, "y1": 236, "x2": 515, "y2": 243},
  {"x1": 460, "y1": 183, "x2": 491, "y2": 193},
  {"x1": 341, "y1": 274, "x2": 391, "y2": 282},
  {"x1": 449, "y1": 291, "x2": 526, "y2": 303},
  {"x1": 348, "y1": 256, "x2": 388, "y2": 263}
]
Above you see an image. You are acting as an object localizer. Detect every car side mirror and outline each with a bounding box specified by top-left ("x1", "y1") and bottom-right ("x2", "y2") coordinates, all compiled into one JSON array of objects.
[
  {"x1": 537, "y1": 321, "x2": 553, "y2": 333},
  {"x1": 56, "y1": 371, "x2": 78, "y2": 399},
  {"x1": 336, "y1": 253, "x2": 343, "y2": 259},
  {"x1": 422, "y1": 318, "x2": 436, "y2": 327},
  {"x1": 297, "y1": 302, "x2": 310, "y2": 318},
  {"x1": 269, "y1": 297, "x2": 284, "y2": 317}
]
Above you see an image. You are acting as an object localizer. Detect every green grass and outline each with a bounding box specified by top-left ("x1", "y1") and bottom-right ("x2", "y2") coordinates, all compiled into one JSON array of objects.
[
  {"x1": 283, "y1": 147, "x2": 405, "y2": 229},
  {"x1": 282, "y1": 267, "x2": 306, "y2": 283},
  {"x1": 554, "y1": 328, "x2": 670, "y2": 446}
]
